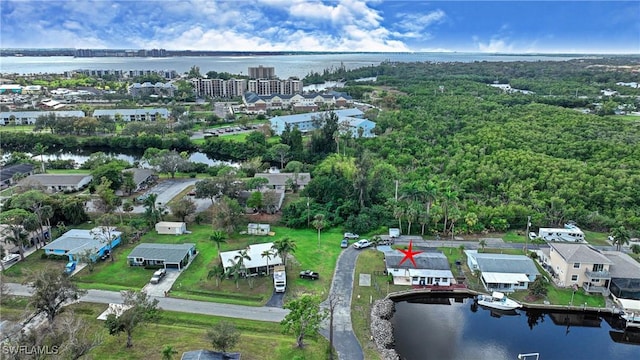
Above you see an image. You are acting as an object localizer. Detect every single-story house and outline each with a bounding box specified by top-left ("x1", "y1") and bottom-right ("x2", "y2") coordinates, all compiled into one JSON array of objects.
[
  {"x1": 181, "y1": 350, "x2": 241, "y2": 360},
  {"x1": 219, "y1": 242, "x2": 283, "y2": 275},
  {"x1": 127, "y1": 243, "x2": 196, "y2": 269},
  {"x1": 122, "y1": 168, "x2": 157, "y2": 193},
  {"x1": 544, "y1": 243, "x2": 613, "y2": 294},
  {"x1": 253, "y1": 172, "x2": 311, "y2": 191},
  {"x1": 603, "y1": 251, "x2": 640, "y2": 301},
  {"x1": 465, "y1": 251, "x2": 540, "y2": 293},
  {"x1": 155, "y1": 221, "x2": 187, "y2": 235},
  {"x1": 43, "y1": 227, "x2": 122, "y2": 262},
  {"x1": 0, "y1": 224, "x2": 51, "y2": 254},
  {"x1": 247, "y1": 223, "x2": 270, "y2": 236},
  {"x1": 384, "y1": 250, "x2": 454, "y2": 286},
  {"x1": 19, "y1": 174, "x2": 92, "y2": 193},
  {"x1": 0, "y1": 163, "x2": 35, "y2": 188}
]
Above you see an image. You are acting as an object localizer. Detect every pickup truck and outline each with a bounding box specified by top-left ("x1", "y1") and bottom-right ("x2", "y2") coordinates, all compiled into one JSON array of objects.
[{"x1": 299, "y1": 270, "x2": 320, "y2": 280}]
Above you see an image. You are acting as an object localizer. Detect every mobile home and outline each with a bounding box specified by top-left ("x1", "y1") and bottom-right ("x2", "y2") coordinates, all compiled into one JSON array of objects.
[{"x1": 539, "y1": 227, "x2": 585, "y2": 243}]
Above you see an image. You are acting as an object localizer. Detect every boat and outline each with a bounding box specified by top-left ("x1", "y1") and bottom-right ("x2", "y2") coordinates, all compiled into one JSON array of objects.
[
  {"x1": 621, "y1": 311, "x2": 640, "y2": 329},
  {"x1": 476, "y1": 291, "x2": 523, "y2": 311}
]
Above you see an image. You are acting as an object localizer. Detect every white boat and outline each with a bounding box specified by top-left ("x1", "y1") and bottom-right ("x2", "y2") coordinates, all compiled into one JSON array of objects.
[
  {"x1": 621, "y1": 311, "x2": 640, "y2": 328},
  {"x1": 476, "y1": 291, "x2": 523, "y2": 311}
]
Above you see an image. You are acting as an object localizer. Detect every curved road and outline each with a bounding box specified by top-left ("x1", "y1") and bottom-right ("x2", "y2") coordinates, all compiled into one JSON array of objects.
[
  {"x1": 5, "y1": 283, "x2": 289, "y2": 323},
  {"x1": 320, "y1": 246, "x2": 364, "y2": 360}
]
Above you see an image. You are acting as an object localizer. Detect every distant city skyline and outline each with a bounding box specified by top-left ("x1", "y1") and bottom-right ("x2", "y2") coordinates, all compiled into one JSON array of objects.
[{"x1": 1, "y1": 0, "x2": 638, "y2": 54}]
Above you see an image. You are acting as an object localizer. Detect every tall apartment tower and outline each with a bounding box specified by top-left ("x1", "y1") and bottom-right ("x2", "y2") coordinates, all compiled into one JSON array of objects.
[{"x1": 248, "y1": 66, "x2": 275, "y2": 79}]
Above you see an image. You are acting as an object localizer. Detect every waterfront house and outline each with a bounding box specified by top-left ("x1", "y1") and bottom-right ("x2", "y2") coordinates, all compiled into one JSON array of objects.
[
  {"x1": 127, "y1": 243, "x2": 196, "y2": 270},
  {"x1": 384, "y1": 250, "x2": 454, "y2": 286},
  {"x1": 219, "y1": 242, "x2": 283, "y2": 275},
  {"x1": 0, "y1": 110, "x2": 85, "y2": 125},
  {"x1": 19, "y1": 174, "x2": 92, "y2": 193},
  {"x1": 603, "y1": 251, "x2": 640, "y2": 301},
  {"x1": 43, "y1": 227, "x2": 121, "y2": 262},
  {"x1": 465, "y1": 251, "x2": 539, "y2": 293},
  {"x1": 544, "y1": 243, "x2": 613, "y2": 294}
]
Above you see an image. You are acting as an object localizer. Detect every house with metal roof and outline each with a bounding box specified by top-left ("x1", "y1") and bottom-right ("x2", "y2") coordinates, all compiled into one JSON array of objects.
[
  {"x1": 385, "y1": 250, "x2": 454, "y2": 286},
  {"x1": 19, "y1": 174, "x2": 92, "y2": 193},
  {"x1": 0, "y1": 110, "x2": 85, "y2": 125},
  {"x1": 545, "y1": 243, "x2": 613, "y2": 294},
  {"x1": 127, "y1": 243, "x2": 196, "y2": 270},
  {"x1": 92, "y1": 108, "x2": 169, "y2": 122},
  {"x1": 43, "y1": 227, "x2": 122, "y2": 262},
  {"x1": 465, "y1": 251, "x2": 540, "y2": 293},
  {"x1": 0, "y1": 163, "x2": 34, "y2": 188},
  {"x1": 219, "y1": 242, "x2": 283, "y2": 275},
  {"x1": 253, "y1": 172, "x2": 311, "y2": 191}
]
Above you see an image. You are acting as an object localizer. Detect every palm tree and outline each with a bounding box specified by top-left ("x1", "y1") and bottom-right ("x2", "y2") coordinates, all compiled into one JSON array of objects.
[
  {"x1": 371, "y1": 235, "x2": 382, "y2": 249},
  {"x1": 3, "y1": 226, "x2": 28, "y2": 260},
  {"x1": 261, "y1": 249, "x2": 274, "y2": 275},
  {"x1": 210, "y1": 231, "x2": 227, "y2": 252},
  {"x1": 478, "y1": 240, "x2": 487, "y2": 253},
  {"x1": 207, "y1": 264, "x2": 225, "y2": 287},
  {"x1": 610, "y1": 226, "x2": 631, "y2": 251},
  {"x1": 227, "y1": 261, "x2": 242, "y2": 289},
  {"x1": 272, "y1": 237, "x2": 296, "y2": 267},
  {"x1": 312, "y1": 213, "x2": 326, "y2": 246},
  {"x1": 234, "y1": 249, "x2": 252, "y2": 286},
  {"x1": 33, "y1": 143, "x2": 48, "y2": 173}
]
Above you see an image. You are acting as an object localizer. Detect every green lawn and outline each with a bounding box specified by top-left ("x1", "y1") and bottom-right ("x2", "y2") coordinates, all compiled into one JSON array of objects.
[
  {"x1": 1, "y1": 249, "x2": 67, "y2": 283},
  {"x1": 351, "y1": 249, "x2": 406, "y2": 360},
  {"x1": 583, "y1": 230, "x2": 610, "y2": 246},
  {"x1": 0, "y1": 125, "x2": 37, "y2": 132},
  {"x1": 0, "y1": 300, "x2": 329, "y2": 360}
]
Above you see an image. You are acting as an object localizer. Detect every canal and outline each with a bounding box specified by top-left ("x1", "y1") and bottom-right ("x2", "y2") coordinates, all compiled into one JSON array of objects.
[{"x1": 392, "y1": 296, "x2": 640, "y2": 360}]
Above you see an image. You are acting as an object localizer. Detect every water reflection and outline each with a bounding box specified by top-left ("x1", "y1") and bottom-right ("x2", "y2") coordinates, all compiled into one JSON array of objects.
[
  {"x1": 392, "y1": 296, "x2": 640, "y2": 360},
  {"x1": 28, "y1": 150, "x2": 236, "y2": 168}
]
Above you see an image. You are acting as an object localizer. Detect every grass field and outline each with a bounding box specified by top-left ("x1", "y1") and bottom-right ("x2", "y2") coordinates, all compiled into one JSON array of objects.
[
  {"x1": 0, "y1": 299, "x2": 329, "y2": 360},
  {"x1": 1, "y1": 249, "x2": 67, "y2": 283},
  {"x1": 0, "y1": 125, "x2": 37, "y2": 132}
]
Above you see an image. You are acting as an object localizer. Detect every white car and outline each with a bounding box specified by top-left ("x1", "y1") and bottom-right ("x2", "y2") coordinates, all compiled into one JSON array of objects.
[
  {"x1": 528, "y1": 232, "x2": 538, "y2": 240},
  {"x1": 353, "y1": 239, "x2": 371, "y2": 249},
  {"x1": 1, "y1": 254, "x2": 20, "y2": 266},
  {"x1": 344, "y1": 232, "x2": 360, "y2": 240}
]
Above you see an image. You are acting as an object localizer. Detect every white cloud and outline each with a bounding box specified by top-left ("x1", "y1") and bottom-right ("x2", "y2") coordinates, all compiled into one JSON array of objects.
[
  {"x1": 396, "y1": 9, "x2": 446, "y2": 33},
  {"x1": 476, "y1": 37, "x2": 514, "y2": 53}
]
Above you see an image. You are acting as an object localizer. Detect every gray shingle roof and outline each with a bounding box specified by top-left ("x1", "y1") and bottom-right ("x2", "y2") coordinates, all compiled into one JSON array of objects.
[
  {"x1": 385, "y1": 251, "x2": 451, "y2": 270},
  {"x1": 21, "y1": 174, "x2": 92, "y2": 187},
  {"x1": 0, "y1": 163, "x2": 34, "y2": 182},
  {"x1": 603, "y1": 251, "x2": 640, "y2": 279},
  {"x1": 128, "y1": 243, "x2": 195, "y2": 264},
  {"x1": 254, "y1": 173, "x2": 311, "y2": 187},
  {"x1": 123, "y1": 168, "x2": 155, "y2": 186},
  {"x1": 550, "y1": 243, "x2": 613, "y2": 264}
]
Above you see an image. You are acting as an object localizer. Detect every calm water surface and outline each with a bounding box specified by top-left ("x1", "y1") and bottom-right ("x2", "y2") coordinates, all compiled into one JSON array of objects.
[{"x1": 392, "y1": 297, "x2": 640, "y2": 360}]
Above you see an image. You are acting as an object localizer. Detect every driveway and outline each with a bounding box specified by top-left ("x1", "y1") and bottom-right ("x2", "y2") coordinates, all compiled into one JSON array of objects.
[
  {"x1": 320, "y1": 247, "x2": 364, "y2": 360},
  {"x1": 142, "y1": 269, "x2": 180, "y2": 297}
]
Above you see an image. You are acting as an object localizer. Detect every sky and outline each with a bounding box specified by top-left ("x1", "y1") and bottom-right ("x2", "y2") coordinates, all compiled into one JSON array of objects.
[{"x1": 1, "y1": 0, "x2": 638, "y2": 53}]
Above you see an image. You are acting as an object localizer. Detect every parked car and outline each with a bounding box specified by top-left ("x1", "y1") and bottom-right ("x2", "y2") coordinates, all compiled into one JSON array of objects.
[
  {"x1": 340, "y1": 239, "x2": 349, "y2": 248},
  {"x1": 64, "y1": 262, "x2": 77, "y2": 275},
  {"x1": 1, "y1": 253, "x2": 20, "y2": 266},
  {"x1": 299, "y1": 270, "x2": 320, "y2": 280},
  {"x1": 344, "y1": 232, "x2": 360, "y2": 240},
  {"x1": 150, "y1": 268, "x2": 167, "y2": 284},
  {"x1": 528, "y1": 232, "x2": 538, "y2": 240},
  {"x1": 353, "y1": 239, "x2": 372, "y2": 249}
]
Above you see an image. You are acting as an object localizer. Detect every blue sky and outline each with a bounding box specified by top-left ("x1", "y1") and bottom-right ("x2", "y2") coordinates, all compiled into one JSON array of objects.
[{"x1": 1, "y1": 0, "x2": 638, "y2": 53}]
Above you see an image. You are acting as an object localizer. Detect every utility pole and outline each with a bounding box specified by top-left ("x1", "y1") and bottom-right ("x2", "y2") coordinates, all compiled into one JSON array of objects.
[
  {"x1": 307, "y1": 197, "x2": 310, "y2": 228},
  {"x1": 525, "y1": 215, "x2": 531, "y2": 252},
  {"x1": 395, "y1": 180, "x2": 399, "y2": 201}
]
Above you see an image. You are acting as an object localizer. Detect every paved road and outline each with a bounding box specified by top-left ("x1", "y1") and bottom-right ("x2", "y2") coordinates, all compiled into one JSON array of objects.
[
  {"x1": 5, "y1": 283, "x2": 289, "y2": 323},
  {"x1": 320, "y1": 247, "x2": 364, "y2": 360}
]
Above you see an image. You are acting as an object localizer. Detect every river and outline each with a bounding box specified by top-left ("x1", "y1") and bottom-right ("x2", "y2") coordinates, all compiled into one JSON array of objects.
[
  {"x1": 0, "y1": 53, "x2": 587, "y2": 79},
  {"x1": 392, "y1": 296, "x2": 640, "y2": 360},
  {"x1": 29, "y1": 150, "x2": 236, "y2": 168}
]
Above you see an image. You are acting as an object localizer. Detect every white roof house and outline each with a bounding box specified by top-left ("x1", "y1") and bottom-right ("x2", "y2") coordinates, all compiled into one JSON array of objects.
[
  {"x1": 92, "y1": 108, "x2": 169, "y2": 121},
  {"x1": 465, "y1": 250, "x2": 540, "y2": 293},
  {"x1": 219, "y1": 242, "x2": 283, "y2": 274},
  {"x1": 0, "y1": 110, "x2": 85, "y2": 125},
  {"x1": 270, "y1": 108, "x2": 374, "y2": 137},
  {"x1": 384, "y1": 250, "x2": 454, "y2": 286}
]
